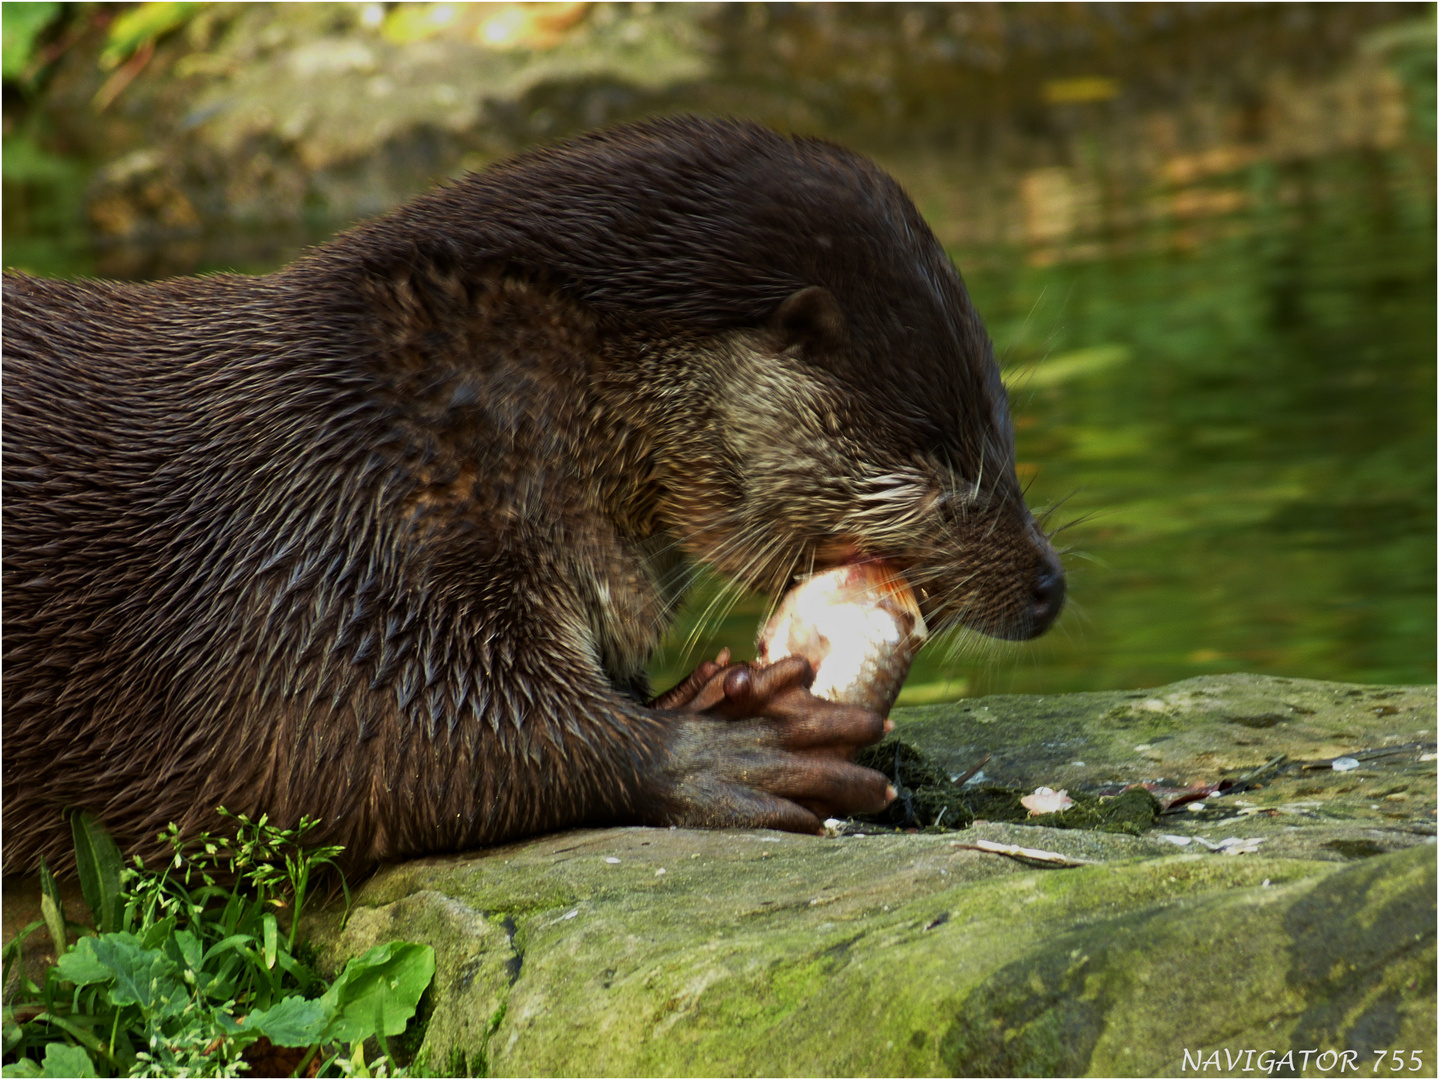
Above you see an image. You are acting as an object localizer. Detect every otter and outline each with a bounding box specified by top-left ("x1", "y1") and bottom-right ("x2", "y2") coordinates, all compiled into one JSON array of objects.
[{"x1": 2, "y1": 116, "x2": 1064, "y2": 875}]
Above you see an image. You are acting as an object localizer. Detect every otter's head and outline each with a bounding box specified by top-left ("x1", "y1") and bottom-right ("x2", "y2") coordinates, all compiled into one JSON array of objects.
[
  {"x1": 567, "y1": 119, "x2": 1066, "y2": 643},
  {"x1": 665, "y1": 276, "x2": 1066, "y2": 643}
]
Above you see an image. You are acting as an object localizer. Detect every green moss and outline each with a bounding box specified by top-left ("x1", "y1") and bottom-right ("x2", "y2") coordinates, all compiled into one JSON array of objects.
[
  {"x1": 855, "y1": 738, "x2": 976, "y2": 829},
  {"x1": 855, "y1": 738, "x2": 1160, "y2": 835},
  {"x1": 469, "y1": 1002, "x2": 507, "y2": 1078},
  {"x1": 959, "y1": 785, "x2": 1031, "y2": 823},
  {"x1": 1043, "y1": 787, "x2": 1162, "y2": 836}
]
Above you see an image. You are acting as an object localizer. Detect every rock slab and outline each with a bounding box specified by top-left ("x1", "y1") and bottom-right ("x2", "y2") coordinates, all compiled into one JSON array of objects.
[{"x1": 312, "y1": 675, "x2": 1437, "y2": 1077}]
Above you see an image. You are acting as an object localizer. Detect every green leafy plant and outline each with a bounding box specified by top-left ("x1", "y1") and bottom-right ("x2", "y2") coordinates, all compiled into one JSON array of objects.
[{"x1": 2, "y1": 811, "x2": 434, "y2": 1078}]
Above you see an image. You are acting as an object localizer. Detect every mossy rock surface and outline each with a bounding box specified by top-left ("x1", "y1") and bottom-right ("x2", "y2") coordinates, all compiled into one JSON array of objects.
[{"x1": 308, "y1": 674, "x2": 1436, "y2": 1077}]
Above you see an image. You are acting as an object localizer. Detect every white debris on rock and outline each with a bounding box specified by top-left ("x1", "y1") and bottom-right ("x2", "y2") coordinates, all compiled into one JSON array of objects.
[
  {"x1": 1190, "y1": 836, "x2": 1264, "y2": 855},
  {"x1": 1020, "y1": 786, "x2": 1074, "y2": 816}
]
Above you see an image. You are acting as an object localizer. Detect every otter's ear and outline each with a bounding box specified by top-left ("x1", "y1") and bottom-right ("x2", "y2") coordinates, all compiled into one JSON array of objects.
[{"x1": 771, "y1": 286, "x2": 846, "y2": 354}]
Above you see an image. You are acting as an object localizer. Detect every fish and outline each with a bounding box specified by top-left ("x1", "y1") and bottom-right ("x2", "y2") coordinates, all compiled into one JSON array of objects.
[{"x1": 756, "y1": 560, "x2": 928, "y2": 717}]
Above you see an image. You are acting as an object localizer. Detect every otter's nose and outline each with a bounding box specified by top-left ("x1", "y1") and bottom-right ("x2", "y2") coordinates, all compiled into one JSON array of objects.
[{"x1": 1029, "y1": 557, "x2": 1066, "y2": 636}]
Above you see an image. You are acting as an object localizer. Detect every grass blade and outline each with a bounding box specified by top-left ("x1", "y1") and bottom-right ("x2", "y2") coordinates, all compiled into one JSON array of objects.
[{"x1": 68, "y1": 812, "x2": 125, "y2": 934}]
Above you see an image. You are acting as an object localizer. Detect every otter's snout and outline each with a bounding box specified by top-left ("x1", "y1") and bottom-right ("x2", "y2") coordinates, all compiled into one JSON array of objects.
[
  {"x1": 980, "y1": 532, "x2": 1066, "y2": 642},
  {"x1": 1026, "y1": 550, "x2": 1066, "y2": 639}
]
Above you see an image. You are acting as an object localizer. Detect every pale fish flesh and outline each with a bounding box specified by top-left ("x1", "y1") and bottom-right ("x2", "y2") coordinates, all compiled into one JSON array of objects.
[{"x1": 756, "y1": 561, "x2": 928, "y2": 716}]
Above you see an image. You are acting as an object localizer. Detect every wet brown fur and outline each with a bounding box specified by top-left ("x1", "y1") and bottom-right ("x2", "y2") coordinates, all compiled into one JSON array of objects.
[{"x1": 2, "y1": 117, "x2": 1062, "y2": 874}]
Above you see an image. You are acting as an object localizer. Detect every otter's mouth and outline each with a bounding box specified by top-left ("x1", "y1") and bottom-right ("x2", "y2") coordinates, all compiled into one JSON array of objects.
[
  {"x1": 808, "y1": 537, "x2": 917, "y2": 586},
  {"x1": 804, "y1": 536, "x2": 1064, "y2": 642},
  {"x1": 811, "y1": 536, "x2": 865, "y2": 574},
  {"x1": 799, "y1": 537, "x2": 922, "y2": 601}
]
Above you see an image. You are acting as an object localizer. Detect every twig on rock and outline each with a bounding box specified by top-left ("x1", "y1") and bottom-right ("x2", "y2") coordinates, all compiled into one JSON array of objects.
[{"x1": 950, "y1": 838, "x2": 1095, "y2": 867}]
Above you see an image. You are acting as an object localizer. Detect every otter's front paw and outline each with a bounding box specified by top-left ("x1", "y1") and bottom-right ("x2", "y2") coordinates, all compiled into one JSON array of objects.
[{"x1": 641, "y1": 656, "x2": 896, "y2": 833}]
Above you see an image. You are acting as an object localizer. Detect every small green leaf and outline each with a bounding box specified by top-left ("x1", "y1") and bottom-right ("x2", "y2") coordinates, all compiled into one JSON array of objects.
[
  {"x1": 89, "y1": 934, "x2": 188, "y2": 1019},
  {"x1": 1, "y1": 1059, "x2": 43, "y2": 1078},
  {"x1": 320, "y1": 941, "x2": 435, "y2": 1043},
  {"x1": 238, "y1": 995, "x2": 333, "y2": 1048},
  {"x1": 271, "y1": 947, "x2": 311, "y2": 984},
  {"x1": 40, "y1": 1043, "x2": 95, "y2": 1078},
  {"x1": 37, "y1": 859, "x2": 67, "y2": 956},
  {"x1": 138, "y1": 914, "x2": 176, "y2": 952},
  {"x1": 349, "y1": 1039, "x2": 372, "y2": 1078},
  {"x1": 170, "y1": 928, "x2": 203, "y2": 972},
  {"x1": 199, "y1": 932, "x2": 256, "y2": 966},
  {"x1": 69, "y1": 812, "x2": 125, "y2": 934},
  {"x1": 53, "y1": 937, "x2": 111, "y2": 987},
  {"x1": 263, "y1": 913, "x2": 278, "y2": 970}
]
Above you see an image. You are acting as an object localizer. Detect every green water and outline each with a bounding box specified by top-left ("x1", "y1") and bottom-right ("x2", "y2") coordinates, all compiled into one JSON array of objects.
[
  {"x1": 962, "y1": 153, "x2": 1434, "y2": 694},
  {"x1": 5, "y1": 150, "x2": 1433, "y2": 699}
]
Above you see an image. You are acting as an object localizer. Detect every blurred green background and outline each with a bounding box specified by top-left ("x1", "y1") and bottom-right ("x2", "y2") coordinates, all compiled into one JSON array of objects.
[{"x1": 4, "y1": 2, "x2": 1434, "y2": 700}]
